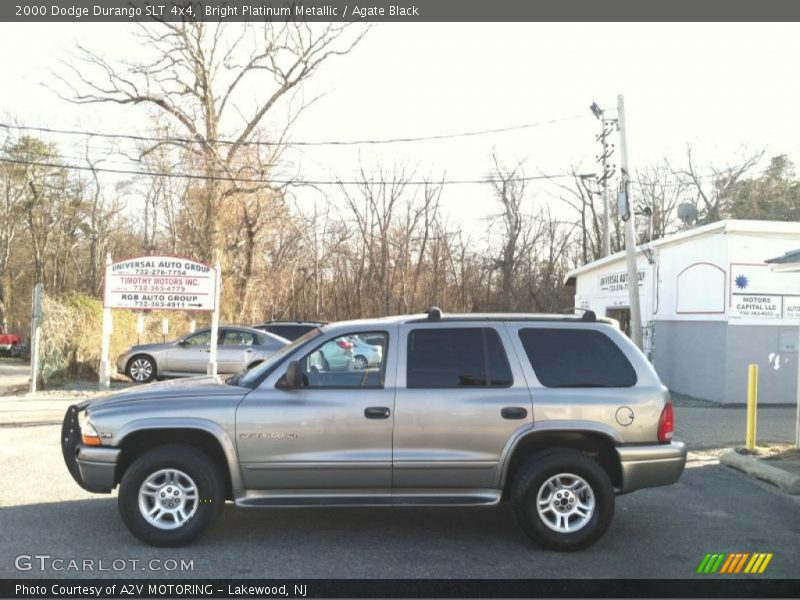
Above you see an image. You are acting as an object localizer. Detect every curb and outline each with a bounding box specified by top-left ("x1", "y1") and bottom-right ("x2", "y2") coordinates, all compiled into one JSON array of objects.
[{"x1": 720, "y1": 450, "x2": 800, "y2": 495}]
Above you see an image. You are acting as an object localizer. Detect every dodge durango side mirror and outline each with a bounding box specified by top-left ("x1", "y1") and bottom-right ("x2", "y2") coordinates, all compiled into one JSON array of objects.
[{"x1": 278, "y1": 360, "x2": 304, "y2": 390}]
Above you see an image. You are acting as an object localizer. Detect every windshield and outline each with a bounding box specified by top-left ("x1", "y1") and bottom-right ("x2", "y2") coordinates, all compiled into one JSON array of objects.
[{"x1": 232, "y1": 328, "x2": 323, "y2": 388}]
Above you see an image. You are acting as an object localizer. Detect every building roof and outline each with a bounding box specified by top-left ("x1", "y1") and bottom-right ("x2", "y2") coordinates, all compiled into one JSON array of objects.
[
  {"x1": 564, "y1": 219, "x2": 800, "y2": 285},
  {"x1": 766, "y1": 247, "x2": 800, "y2": 273},
  {"x1": 766, "y1": 248, "x2": 800, "y2": 265}
]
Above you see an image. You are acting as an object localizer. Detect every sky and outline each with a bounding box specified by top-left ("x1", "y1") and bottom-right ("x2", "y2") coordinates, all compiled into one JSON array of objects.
[{"x1": 1, "y1": 22, "x2": 799, "y2": 236}]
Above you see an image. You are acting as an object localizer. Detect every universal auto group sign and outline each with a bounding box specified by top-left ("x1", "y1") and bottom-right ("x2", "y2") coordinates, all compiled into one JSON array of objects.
[{"x1": 104, "y1": 256, "x2": 218, "y2": 311}]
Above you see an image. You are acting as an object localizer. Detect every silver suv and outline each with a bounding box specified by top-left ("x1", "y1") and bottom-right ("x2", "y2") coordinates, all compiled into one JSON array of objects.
[{"x1": 62, "y1": 309, "x2": 686, "y2": 551}]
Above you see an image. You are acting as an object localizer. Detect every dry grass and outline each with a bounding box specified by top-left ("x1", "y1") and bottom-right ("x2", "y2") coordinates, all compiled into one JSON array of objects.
[{"x1": 37, "y1": 292, "x2": 202, "y2": 387}]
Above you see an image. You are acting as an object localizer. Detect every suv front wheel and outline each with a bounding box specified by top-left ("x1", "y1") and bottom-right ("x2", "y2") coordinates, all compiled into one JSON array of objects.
[
  {"x1": 511, "y1": 448, "x2": 614, "y2": 551},
  {"x1": 118, "y1": 444, "x2": 224, "y2": 546}
]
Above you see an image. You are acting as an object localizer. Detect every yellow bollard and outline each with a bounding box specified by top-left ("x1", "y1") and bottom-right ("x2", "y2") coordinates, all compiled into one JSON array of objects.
[{"x1": 745, "y1": 364, "x2": 758, "y2": 450}]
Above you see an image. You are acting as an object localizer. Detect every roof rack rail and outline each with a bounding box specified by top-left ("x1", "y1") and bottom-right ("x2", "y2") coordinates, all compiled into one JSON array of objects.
[{"x1": 426, "y1": 306, "x2": 442, "y2": 321}]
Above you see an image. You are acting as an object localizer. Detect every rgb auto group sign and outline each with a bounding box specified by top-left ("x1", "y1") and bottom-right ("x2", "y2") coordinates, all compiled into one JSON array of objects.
[{"x1": 104, "y1": 256, "x2": 218, "y2": 311}]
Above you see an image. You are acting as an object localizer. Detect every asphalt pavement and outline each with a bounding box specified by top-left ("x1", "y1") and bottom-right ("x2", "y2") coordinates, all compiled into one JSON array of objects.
[{"x1": 1, "y1": 422, "x2": 799, "y2": 579}]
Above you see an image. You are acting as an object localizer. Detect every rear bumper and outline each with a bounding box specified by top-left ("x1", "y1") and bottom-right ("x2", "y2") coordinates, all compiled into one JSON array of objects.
[
  {"x1": 617, "y1": 441, "x2": 687, "y2": 493},
  {"x1": 61, "y1": 405, "x2": 119, "y2": 493}
]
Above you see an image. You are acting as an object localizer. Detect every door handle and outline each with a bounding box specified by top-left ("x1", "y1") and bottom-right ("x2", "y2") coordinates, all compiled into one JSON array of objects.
[
  {"x1": 364, "y1": 406, "x2": 391, "y2": 419},
  {"x1": 501, "y1": 407, "x2": 528, "y2": 420}
]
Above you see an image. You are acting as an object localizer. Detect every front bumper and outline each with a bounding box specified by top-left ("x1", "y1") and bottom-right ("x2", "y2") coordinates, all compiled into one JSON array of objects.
[
  {"x1": 115, "y1": 353, "x2": 129, "y2": 375},
  {"x1": 61, "y1": 404, "x2": 119, "y2": 493},
  {"x1": 617, "y1": 441, "x2": 687, "y2": 493}
]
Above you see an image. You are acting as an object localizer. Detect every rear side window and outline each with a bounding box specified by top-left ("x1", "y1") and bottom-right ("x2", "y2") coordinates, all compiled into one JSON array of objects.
[
  {"x1": 518, "y1": 328, "x2": 637, "y2": 388},
  {"x1": 407, "y1": 327, "x2": 513, "y2": 388}
]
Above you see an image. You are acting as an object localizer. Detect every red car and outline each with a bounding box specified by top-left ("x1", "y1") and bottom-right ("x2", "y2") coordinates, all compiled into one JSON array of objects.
[{"x1": 0, "y1": 326, "x2": 20, "y2": 355}]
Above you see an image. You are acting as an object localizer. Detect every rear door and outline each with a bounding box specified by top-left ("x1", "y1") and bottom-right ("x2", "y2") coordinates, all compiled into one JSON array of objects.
[
  {"x1": 392, "y1": 323, "x2": 532, "y2": 489},
  {"x1": 217, "y1": 328, "x2": 259, "y2": 373}
]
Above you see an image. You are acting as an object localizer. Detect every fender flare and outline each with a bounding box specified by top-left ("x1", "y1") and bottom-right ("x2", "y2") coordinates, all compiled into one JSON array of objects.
[
  {"x1": 496, "y1": 420, "x2": 623, "y2": 488},
  {"x1": 114, "y1": 417, "x2": 244, "y2": 492}
]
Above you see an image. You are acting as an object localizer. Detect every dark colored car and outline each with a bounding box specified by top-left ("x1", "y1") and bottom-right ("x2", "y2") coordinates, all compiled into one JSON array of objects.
[{"x1": 251, "y1": 320, "x2": 326, "y2": 341}]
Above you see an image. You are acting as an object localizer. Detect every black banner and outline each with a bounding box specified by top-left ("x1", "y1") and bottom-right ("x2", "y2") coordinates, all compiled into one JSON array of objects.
[
  {"x1": 6, "y1": 0, "x2": 800, "y2": 22},
  {"x1": 3, "y1": 579, "x2": 800, "y2": 598}
]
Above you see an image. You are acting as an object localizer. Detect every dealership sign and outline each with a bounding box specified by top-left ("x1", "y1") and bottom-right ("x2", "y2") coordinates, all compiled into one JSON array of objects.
[
  {"x1": 729, "y1": 264, "x2": 800, "y2": 321},
  {"x1": 731, "y1": 294, "x2": 782, "y2": 320},
  {"x1": 104, "y1": 256, "x2": 217, "y2": 311},
  {"x1": 598, "y1": 269, "x2": 646, "y2": 294}
]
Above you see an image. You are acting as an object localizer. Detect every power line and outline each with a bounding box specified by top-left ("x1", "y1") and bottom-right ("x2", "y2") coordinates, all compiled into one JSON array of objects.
[
  {"x1": 0, "y1": 114, "x2": 586, "y2": 148},
  {"x1": 0, "y1": 156, "x2": 576, "y2": 186}
]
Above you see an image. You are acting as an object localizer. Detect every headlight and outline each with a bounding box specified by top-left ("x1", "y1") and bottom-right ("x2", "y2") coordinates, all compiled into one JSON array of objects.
[{"x1": 79, "y1": 414, "x2": 101, "y2": 446}]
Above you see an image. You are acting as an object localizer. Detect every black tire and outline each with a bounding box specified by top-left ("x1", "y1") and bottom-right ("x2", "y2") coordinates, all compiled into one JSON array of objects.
[
  {"x1": 118, "y1": 444, "x2": 224, "y2": 547},
  {"x1": 353, "y1": 355, "x2": 368, "y2": 370},
  {"x1": 511, "y1": 448, "x2": 614, "y2": 551},
  {"x1": 125, "y1": 354, "x2": 157, "y2": 383}
]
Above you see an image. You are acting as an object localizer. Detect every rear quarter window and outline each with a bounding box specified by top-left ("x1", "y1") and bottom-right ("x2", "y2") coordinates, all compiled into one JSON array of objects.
[{"x1": 518, "y1": 327, "x2": 637, "y2": 388}]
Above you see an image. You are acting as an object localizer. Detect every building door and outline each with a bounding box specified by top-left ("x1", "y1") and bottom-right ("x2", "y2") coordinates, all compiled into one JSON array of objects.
[{"x1": 606, "y1": 307, "x2": 632, "y2": 337}]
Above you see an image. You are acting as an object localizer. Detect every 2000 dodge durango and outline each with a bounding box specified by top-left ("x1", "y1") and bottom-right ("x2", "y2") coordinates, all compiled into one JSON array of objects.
[{"x1": 62, "y1": 308, "x2": 686, "y2": 551}]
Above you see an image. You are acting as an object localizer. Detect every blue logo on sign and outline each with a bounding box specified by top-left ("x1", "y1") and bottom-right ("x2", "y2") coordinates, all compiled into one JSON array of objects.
[{"x1": 735, "y1": 275, "x2": 749, "y2": 290}]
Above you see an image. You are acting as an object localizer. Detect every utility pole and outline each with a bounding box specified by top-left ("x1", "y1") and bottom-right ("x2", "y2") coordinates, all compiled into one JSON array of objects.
[
  {"x1": 617, "y1": 94, "x2": 643, "y2": 349},
  {"x1": 590, "y1": 102, "x2": 617, "y2": 257}
]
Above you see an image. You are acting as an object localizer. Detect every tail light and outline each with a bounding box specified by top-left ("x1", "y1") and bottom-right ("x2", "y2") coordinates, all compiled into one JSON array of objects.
[
  {"x1": 657, "y1": 402, "x2": 674, "y2": 443},
  {"x1": 336, "y1": 340, "x2": 353, "y2": 350}
]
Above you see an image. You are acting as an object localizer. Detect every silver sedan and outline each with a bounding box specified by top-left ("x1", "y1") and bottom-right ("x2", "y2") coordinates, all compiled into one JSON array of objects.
[{"x1": 116, "y1": 326, "x2": 288, "y2": 383}]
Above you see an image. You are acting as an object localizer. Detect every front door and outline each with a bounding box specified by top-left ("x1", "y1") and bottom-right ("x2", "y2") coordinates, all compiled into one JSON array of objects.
[
  {"x1": 235, "y1": 329, "x2": 396, "y2": 490},
  {"x1": 392, "y1": 324, "x2": 533, "y2": 489},
  {"x1": 165, "y1": 329, "x2": 211, "y2": 373}
]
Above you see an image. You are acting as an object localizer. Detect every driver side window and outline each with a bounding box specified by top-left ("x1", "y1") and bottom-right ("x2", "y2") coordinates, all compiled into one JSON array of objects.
[
  {"x1": 298, "y1": 332, "x2": 388, "y2": 389},
  {"x1": 184, "y1": 331, "x2": 211, "y2": 346}
]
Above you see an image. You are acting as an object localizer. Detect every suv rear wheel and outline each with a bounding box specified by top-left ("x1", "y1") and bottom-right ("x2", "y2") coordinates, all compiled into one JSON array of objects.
[
  {"x1": 118, "y1": 444, "x2": 224, "y2": 546},
  {"x1": 511, "y1": 448, "x2": 614, "y2": 551}
]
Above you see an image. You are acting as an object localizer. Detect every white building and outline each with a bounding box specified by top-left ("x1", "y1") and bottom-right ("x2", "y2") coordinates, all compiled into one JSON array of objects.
[{"x1": 565, "y1": 220, "x2": 800, "y2": 404}]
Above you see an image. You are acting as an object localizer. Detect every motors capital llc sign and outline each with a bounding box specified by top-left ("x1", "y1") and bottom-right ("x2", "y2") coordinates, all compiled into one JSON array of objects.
[{"x1": 104, "y1": 256, "x2": 217, "y2": 311}]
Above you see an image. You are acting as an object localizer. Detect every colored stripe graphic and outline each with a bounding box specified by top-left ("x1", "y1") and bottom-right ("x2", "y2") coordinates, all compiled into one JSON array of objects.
[{"x1": 699, "y1": 553, "x2": 773, "y2": 575}]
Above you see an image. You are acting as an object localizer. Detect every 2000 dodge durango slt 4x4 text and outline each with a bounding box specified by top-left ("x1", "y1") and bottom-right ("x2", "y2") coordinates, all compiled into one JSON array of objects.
[{"x1": 62, "y1": 308, "x2": 686, "y2": 551}]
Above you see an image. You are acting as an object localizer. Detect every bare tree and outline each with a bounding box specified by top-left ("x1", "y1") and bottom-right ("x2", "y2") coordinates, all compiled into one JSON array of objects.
[
  {"x1": 673, "y1": 145, "x2": 764, "y2": 223},
  {"x1": 488, "y1": 156, "x2": 531, "y2": 311},
  {"x1": 635, "y1": 162, "x2": 686, "y2": 242},
  {"x1": 55, "y1": 21, "x2": 367, "y2": 259}
]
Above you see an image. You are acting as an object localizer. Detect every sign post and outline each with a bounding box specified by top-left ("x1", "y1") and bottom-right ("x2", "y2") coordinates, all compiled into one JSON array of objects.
[
  {"x1": 207, "y1": 258, "x2": 222, "y2": 377},
  {"x1": 99, "y1": 253, "x2": 113, "y2": 390},
  {"x1": 29, "y1": 282, "x2": 43, "y2": 394}
]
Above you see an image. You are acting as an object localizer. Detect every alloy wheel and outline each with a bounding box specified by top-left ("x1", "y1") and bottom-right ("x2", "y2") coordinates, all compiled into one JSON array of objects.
[
  {"x1": 138, "y1": 468, "x2": 199, "y2": 530},
  {"x1": 535, "y1": 472, "x2": 595, "y2": 533}
]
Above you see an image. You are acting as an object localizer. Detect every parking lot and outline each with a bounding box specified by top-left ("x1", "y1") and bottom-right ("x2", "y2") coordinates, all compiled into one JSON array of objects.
[{"x1": 1, "y1": 405, "x2": 799, "y2": 579}]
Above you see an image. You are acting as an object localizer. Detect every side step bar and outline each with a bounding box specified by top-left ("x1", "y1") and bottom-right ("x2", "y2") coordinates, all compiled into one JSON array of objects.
[{"x1": 235, "y1": 489, "x2": 501, "y2": 508}]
